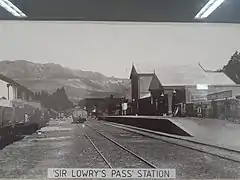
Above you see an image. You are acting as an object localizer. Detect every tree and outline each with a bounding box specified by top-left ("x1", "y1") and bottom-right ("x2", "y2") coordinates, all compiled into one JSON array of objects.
[
  {"x1": 222, "y1": 51, "x2": 240, "y2": 84},
  {"x1": 32, "y1": 87, "x2": 73, "y2": 111},
  {"x1": 50, "y1": 87, "x2": 72, "y2": 111}
]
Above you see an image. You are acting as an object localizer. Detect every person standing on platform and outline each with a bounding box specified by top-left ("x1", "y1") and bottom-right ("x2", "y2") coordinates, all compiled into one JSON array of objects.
[
  {"x1": 24, "y1": 113, "x2": 29, "y2": 123},
  {"x1": 121, "y1": 98, "x2": 124, "y2": 115},
  {"x1": 121, "y1": 98, "x2": 127, "y2": 116},
  {"x1": 92, "y1": 106, "x2": 96, "y2": 119}
]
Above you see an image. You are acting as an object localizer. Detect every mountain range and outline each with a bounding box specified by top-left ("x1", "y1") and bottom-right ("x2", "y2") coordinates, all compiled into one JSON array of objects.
[{"x1": 0, "y1": 60, "x2": 131, "y2": 100}]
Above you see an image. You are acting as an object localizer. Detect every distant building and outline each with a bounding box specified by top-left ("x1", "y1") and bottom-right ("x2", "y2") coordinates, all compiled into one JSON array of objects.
[
  {"x1": 129, "y1": 63, "x2": 240, "y2": 115},
  {"x1": 80, "y1": 97, "x2": 123, "y2": 114},
  {"x1": 0, "y1": 73, "x2": 33, "y2": 102}
]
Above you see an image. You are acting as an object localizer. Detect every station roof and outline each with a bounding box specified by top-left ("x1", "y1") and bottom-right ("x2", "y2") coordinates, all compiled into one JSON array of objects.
[
  {"x1": 133, "y1": 63, "x2": 235, "y2": 87},
  {"x1": 156, "y1": 64, "x2": 235, "y2": 86}
]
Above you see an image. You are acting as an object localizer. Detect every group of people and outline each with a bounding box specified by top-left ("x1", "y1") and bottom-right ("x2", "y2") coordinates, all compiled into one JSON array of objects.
[{"x1": 89, "y1": 97, "x2": 128, "y2": 118}]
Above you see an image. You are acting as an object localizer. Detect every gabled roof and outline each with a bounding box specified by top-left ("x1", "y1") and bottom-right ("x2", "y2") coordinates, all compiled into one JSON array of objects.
[
  {"x1": 132, "y1": 64, "x2": 235, "y2": 86},
  {"x1": 155, "y1": 65, "x2": 235, "y2": 86},
  {"x1": 134, "y1": 64, "x2": 155, "y2": 74},
  {"x1": 130, "y1": 64, "x2": 138, "y2": 79},
  {"x1": 0, "y1": 73, "x2": 33, "y2": 94},
  {"x1": 204, "y1": 71, "x2": 235, "y2": 85},
  {"x1": 130, "y1": 64, "x2": 155, "y2": 99},
  {"x1": 149, "y1": 74, "x2": 163, "y2": 91}
]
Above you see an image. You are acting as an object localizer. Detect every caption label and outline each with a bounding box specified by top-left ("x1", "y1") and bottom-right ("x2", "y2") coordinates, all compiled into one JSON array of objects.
[{"x1": 48, "y1": 168, "x2": 176, "y2": 179}]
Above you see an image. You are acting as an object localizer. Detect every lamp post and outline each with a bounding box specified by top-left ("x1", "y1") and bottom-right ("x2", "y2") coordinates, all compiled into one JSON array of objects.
[
  {"x1": 132, "y1": 98, "x2": 138, "y2": 115},
  {"x1": 172, "y1": 89, "x2": 176, "y2": 114},
  {"x1": 155, "y1": 98, "x2": 158, "y2": 114},
  {"x1": 159, "y1": 93, "x2": 165, "y2": 116},
  {"x1": 7, "y1": 84, "x2": 11, "y2": 100}
]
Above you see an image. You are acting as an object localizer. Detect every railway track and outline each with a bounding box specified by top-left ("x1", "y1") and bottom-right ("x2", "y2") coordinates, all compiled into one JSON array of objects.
[
  {"x1": 87, "y1": 120, "x2": 240, "y2": 163},
  {"x1": 84, "y1": 124, "x2": 157, "y2": 168},
  {"x1": 84, "y1": 134, "x2": 112, "y2": 168}
]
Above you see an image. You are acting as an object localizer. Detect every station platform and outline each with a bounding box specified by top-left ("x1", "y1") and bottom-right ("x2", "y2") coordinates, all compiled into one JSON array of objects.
[
  {"x1": 170, "y1": 117, "x2": 240, "y2": 152},
  {"x1": 100, "y1": 115, "x2": 193, "y2": 137},
  {"x1": 99, "y1": 116, "x2": 240, "y2": 152}
]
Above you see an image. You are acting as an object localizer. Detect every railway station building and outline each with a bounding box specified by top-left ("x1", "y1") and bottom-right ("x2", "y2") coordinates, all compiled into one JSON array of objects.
[{"x1": 128, "y1": 64, "x2": 240, "y2": 116}]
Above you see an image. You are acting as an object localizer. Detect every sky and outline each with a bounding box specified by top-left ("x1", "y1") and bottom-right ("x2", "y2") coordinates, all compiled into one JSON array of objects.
[{"x1": 0, "y1": 21, "x2": 240, "y2": 78}]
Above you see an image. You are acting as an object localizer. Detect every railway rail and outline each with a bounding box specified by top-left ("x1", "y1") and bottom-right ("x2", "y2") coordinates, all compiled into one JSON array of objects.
[
  {"x1": 87, "y1": 120, "x2": 240, "y2": 164},
  {"x1": 84, "y1": 124, "x2": 157, "y2": 168}
]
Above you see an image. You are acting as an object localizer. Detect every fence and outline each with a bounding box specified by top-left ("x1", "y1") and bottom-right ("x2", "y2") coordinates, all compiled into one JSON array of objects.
[{"x1": 185, "y1": 98, "x2": 240, "y2": 123}]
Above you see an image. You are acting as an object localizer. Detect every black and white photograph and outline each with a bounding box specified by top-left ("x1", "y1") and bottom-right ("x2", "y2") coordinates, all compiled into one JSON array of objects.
[{"x1": 0, "y1": 0, "x2": 240, "y2": 179}]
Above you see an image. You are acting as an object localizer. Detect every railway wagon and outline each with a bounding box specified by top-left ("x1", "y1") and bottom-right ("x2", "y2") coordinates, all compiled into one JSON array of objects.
[
  {"x1": 72, "y1": 107, "x2": 88, "y2": 124},
  {"x1": 0, "y1": 105, "x2": 50, "y2": 139}
]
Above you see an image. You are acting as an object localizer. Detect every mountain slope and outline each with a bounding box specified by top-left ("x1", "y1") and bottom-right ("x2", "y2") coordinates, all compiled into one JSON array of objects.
[{"x1": 0, "y1": 60, "x2": 130, "y2": 100}]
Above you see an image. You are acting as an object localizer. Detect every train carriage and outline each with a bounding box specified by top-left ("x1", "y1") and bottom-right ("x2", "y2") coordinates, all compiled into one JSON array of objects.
[{"x1": 72, "y1": 107, "x2": 88, "y2": 124}]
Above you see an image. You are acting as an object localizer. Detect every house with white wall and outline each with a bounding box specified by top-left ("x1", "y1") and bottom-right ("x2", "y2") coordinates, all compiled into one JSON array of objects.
[{"x1": 0, "y1": 74, "x2": 33, "y2": 104}]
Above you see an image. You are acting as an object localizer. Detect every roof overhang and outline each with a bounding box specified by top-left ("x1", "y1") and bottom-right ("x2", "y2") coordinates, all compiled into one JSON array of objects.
[{"x1": 140, "y1": 92, "x2": 151, "y2": 99}]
